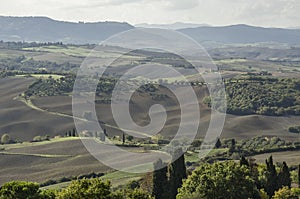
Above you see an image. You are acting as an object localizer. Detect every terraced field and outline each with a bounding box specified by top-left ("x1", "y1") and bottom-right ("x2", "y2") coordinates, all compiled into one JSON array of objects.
[{"x1": 0, "y1": 138, "x2": 109, "y2": 185}]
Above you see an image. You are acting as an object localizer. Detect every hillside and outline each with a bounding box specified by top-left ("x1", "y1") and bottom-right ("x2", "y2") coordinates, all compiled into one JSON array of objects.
[
  {"x1": 0, "y1": 16, "x2": 300, "y2": 45},
  {"x1": 0, "y1": 16, "x2": 133, "y2": 44},
  {"x1": 179, "y1": 24, "x2": 300, "y2": 45}
]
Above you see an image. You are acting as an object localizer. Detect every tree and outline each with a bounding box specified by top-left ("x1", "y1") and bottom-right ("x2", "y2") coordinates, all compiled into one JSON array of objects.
[
  {"x1": 215, "y1": 138, "x2": 221, "y2": 149},
  {"x1": 169, "y1": 148, "x2": 187, "y2": 199},
  {"x1": 265, "y1": 156, "x2": 278, "y2": 197},
  {"x1": 1, "y1": 134, "x2": 10, "y2": 144},
  {"x1": 152, "y1": 159, "x2": 168, "y2": 199},
  {"x1": 103, "y1": 129, "x2": 108, "y2": 136},
  {"x1": 0, "y1": 181, "x2": 41, "y2": 199},
  {"x1": 127, "y1": 135, "x2": 134, "y2": 142},
  {"x1": 259, "y1": 189, "x2": 269, "y2": 199},
  {"x1": 272, "y1": 187, "x2": 300, "y2": 199},
  {"x1": 277, "y1": 162, "x2": 291, "y2": 189},
  {"x1": 113, "y1": 188, "x2": 154, "y2": 199},
  {"x1": 177, "y1": 161, "x2": 256, "y2": 199},
  {"x1": 122, "y1": 133, "x2": 125, "y2": 145},
  {"x1": 240, "y1": 156, "x2": 249, "y2": 167},
  {"x1": 72, "y1": 128, "x2": 76, "y2": 137},
  {"x1": 228, "y1": 138, "x2": 236, "y2": 154},
  {"x1": 125, "y1": 189, "x2": 154, "y2": 199},
  {"x1": 56, "y1": 178, "x2": 112, "y2": 199}
]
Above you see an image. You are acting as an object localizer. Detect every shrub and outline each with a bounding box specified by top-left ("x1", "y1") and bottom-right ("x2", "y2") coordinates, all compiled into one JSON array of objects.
[{"x1": 1, "y1": 134, "x2": 11, "y2": 144}]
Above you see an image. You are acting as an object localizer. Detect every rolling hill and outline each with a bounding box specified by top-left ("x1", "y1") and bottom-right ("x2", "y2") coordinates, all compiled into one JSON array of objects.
[
  {"x1": 0, "y1": 16, "x2": 133, "y2": 44},
  {"x1": 178, "y1": 24, "x2": 300, "y2": 45},
  {"x1": 0, "y1": 16, "x2": 300, "y2": 45}
]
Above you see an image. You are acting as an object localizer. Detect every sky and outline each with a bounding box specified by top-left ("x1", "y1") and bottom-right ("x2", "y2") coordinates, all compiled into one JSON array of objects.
[{"x1": 0, "y1": 0, "x2": 299, "y2": 28}]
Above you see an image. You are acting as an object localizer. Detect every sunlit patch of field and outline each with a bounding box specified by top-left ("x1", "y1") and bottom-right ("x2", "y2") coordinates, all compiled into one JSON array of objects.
[
  {"x1": 16, "y1": 74, "x2": 64, "y2": 80},
  {"x1": 251, "y1": 150, "x2": 300, "y2": 166}
]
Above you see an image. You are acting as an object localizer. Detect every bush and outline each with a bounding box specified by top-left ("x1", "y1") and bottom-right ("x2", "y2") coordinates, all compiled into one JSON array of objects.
[
  {"x1": 272, "y1": 187, "x2": 300, "y2": 199},
  {"x1": 32, "y1": 135, "x2": 50, "y2": 142},
  {"x1": 288, "y1": 126, "x2": 300, "y2": 134},
  {"x1": 56, "y1": 178, "x2": 112, "y2": 199},
  {"x1": 0, "y1": 181, "x2": 40, "y2": 199},
  {"x1": 1, "y1": 134, "x2": 11, "y2": 144}
]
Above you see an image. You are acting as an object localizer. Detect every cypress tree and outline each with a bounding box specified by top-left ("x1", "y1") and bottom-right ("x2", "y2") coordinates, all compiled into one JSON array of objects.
[
  {"x1": 228, "y1": 138, "x2": 236, "y2": 154},
  {"x1": 103, "y1": 129, "x2": 108, "y2": 136},
  {"x1": 122, "y1": 133, "x2": 125, "y2": 145},
  {"x1": 240, "y1": 156, "x2": 249, "y2": 167},
  {"x1": 215, "y1": 138, "x2": 222, "y2": 149},
  {"x1": 152, "y1": 159, "x2": 168, "y2": 199},
  {"x1": 265, "y1": 156, "x2": 278, "y2": 197},
  {"x1": 72, "y1": 128, "x2": 76, "y2": 137},
  {"x1": 169, "y1": 148, "x2": 187, "y2": 199},
  {"x1": 277, "y1": 161, "x2": 291, "y2": 188}
]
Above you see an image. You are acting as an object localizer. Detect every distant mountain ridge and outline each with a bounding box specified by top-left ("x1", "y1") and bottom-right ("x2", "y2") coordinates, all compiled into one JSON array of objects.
[
  {"x1": 135, "y1": 22, "x2": 209, "y2": 30},
  {"x1": 0, "y1": 16, "x2": 299, "y2": 45},
  {"x1": 178, "y1": 24, "x2": 300, "y2": 45},
  {"x1": 0, "y1": 16, "x2": 133, "y2": 44}
]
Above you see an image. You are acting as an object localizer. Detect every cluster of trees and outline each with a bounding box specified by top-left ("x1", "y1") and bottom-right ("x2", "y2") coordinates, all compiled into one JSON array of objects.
[
  {"x1": 262, "y1": 156, "x2": 292, "y2": 196},
  {"x1": 177, "y1": 156, "x2": 300, "y2": 199},
  {"x1": 289, "y1": 126, "x2": 300, "y2": 134},
  {"x1": 65, "y1": 128, "x2": 77, "y2": 137},
  {"x1": 177, "y1": 161, "x2": 256, "y2": 198},
  {"x1": 25, "y1": 75, "x2": 119, "y2": 98},
  {"x1": 0, "y1": 179, "x2": 153, "y2": 199},
  {"x1": 0, "y1": 55, "x2": 78, "y2": 74},
  {"x1": 189, "y1": 136, "x2": 300, "y2": 162},
  {"x1": 40, "y1": 172, "x2": 104, "y2": 187},
  {"x1": 25, "y1": 75, "x2": 74, "y2": 97},
  {"x1": 32, "y1": 135, "x2": 50, "y2": 142},
  {"x1": 238, "y1": 136, "x2": 299, "y2": 155},
  {"x1": 204, "y1": 76, "x2": 300, "y2": 116},
  {"x1": 0, "y1": 41, "x2": 66, "y2": 50}
]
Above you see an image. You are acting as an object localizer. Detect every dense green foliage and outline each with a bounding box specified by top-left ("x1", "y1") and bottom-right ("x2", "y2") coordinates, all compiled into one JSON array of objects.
[
  {"x1": 24, "y1": 75, "x2": 118, "y2": 97},
  {"x1": 0, "y1": 56, "x2": 78, "y2": 74},
  {"x1": 177, "y1": 161, "x2": 256, "y2": 199},
  {"x1": 56, "y1": 178, "x2": 112, "y2": 199},
  {"x1": 238, "y1": 136, "x2": 297, "y2": 155},
  {"x1": 0, "y1": 179, "x2": 153, "y2": 199},
  {"x1": 272, "y1": 187, "x2": 300, "y2": 199},
  {"x1": 289, "y1": 126, "x2": 300, "y2": 134},
  {"x1": 225, "y1": 76, "x2": 300, "y2": 116},
  {"x1": 25, "y1": 75, "x2": 75, "y2": 97},
  {"x1": 0, "y1": 181, "x2": 53, "y2": 199},
  {"x1": 0, "y1": 41, "x2": 67, "y2": 50}
]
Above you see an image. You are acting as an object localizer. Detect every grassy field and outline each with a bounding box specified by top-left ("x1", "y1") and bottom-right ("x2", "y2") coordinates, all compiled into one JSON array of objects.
[
  {"x1": 23, "y1": 45, "x2": 92, "y2": 57},
  {"x1": 22, "y1": 45, "x2": 145, "y2": 61},
  {"x1": 251, "y1": 150, "x2": 300, "y2": 166},
  {"x1": 0, "y1": 77, "x2": 75, "y2": 141},
  {"x1": 1, "y1": 44, "x2": 300, "y2": 187},
  {"x1": 17, "y1": 74, "x2": 64, "y2": 80},
  {"x1": 29, "y1": 86, "x2": 300, "y2": 141},
  {"x1": 1, "y1": 76, "x2": 299, "y2": 142},
  {"x1": 0, "y1": 138, "x2": 110, "y2": 185},
  {"x1": 41, "y1": 170, "x2": 144, "y2": 190}
]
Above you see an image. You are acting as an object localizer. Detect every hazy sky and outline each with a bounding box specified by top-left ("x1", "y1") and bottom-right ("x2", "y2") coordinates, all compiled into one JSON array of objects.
[{"x1": 1, "y1": 0, "x2": 299, "y2": 27}]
